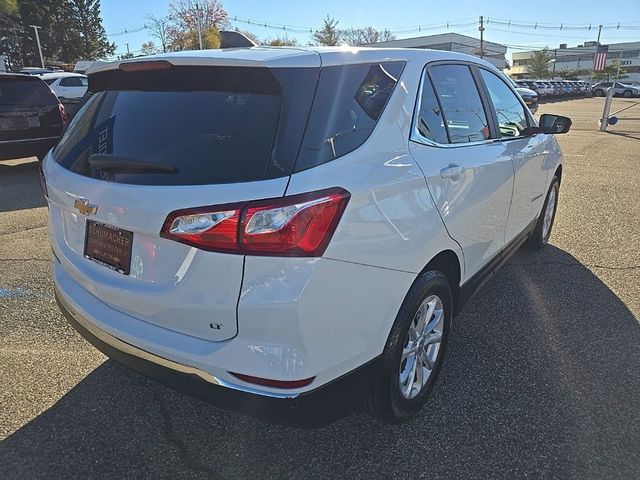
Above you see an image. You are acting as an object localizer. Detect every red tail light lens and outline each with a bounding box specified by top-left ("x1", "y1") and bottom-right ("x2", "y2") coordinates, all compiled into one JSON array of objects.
[
  {"x1": 241, "y1": 189, "x2": 350, "y2": 256},
  {"x1": 119, "y1": 60, "x2": 172, "y2": 72},
  {"x1": 160, "y1": 205, "x2": 242, "y2": 254},
  {"x1": 160, "y1": 188, "x2": 350, "y2": 257}
]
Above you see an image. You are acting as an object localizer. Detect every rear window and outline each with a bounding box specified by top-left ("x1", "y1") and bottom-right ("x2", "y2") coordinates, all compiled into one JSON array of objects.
[
  {"x1": 294, "y1": 62, "x2": 404, "y2": 172},
  {"x1": 60, "y1": 76, "x2": 88, "y2": 87},
  {"x1": 53, "y1": 66, "x2": 318, "y2": 185},
  {"x1": 0, "y1": 77, "x2": 58, "y2": 105}
]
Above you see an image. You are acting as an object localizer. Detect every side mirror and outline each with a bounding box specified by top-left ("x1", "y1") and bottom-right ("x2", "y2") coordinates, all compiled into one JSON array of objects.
[{"x1": 539, "y1": 114, "x2": 572, "y2": 134}]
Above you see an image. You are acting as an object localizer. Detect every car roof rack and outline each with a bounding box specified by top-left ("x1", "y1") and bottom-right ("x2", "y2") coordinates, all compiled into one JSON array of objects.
[{"x1": 219, "y1": 31, "x2": 258, "y2": 49}]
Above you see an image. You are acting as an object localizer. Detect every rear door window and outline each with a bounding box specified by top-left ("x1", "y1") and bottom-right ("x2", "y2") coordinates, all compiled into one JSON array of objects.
[
  {"x1": 0, "y1": 77, "x2": 58, "y2": 105},
  {"x1": 294, "y1": 62, "x2": 404, "y2": 172},
  {"x1": 429, "y1": 64, "x2": 490, "y2": 144},
  {"x1": 53, "y1": 66, "x2": 318, "y2": 185}
]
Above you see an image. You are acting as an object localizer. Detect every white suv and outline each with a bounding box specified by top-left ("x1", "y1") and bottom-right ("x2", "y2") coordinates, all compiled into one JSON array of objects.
[
  {"x1": 44, "y1": 46, "x2": 571, "y2": 426},
  {"x1": 40, "y1": 72, "x2": 88, "y2": 100}
]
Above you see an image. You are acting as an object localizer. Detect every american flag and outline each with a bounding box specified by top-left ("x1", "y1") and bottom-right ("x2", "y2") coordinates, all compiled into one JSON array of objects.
[{"x1": 593, "y1": 45, "x2": 609, "y2": 71}]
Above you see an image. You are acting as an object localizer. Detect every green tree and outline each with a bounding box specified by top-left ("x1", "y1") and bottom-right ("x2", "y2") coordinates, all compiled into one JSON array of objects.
[
  {"x1": 0, "y1": 0, "x2": 17, "y2": 14},
  {"x1": 558, "y1": 68, "x2": 591, "y2": 80},
  {"x1": 525, "y1": 48, "x2": 552, "y2": 79},
  {"x1": 313, "y1": 15, "x2": 340, "y2": 46},
  {"x1": 66, "y1": 0, "x2": 115, "y2": 60},
  {"x1": 265, "y1": 36, "x2": 298, "y2": 46},
  {"x1": 592, "y1": 59, "x2": 628, "y2": 81},
  {"x1": 0, "y1": 0, "x2": 22, "y2": 68}
]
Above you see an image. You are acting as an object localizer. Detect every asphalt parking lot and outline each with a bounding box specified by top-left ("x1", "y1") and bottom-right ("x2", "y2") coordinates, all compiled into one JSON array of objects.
[{"x1": 1, "y1": 97, "x2": 639, "y2": 479}]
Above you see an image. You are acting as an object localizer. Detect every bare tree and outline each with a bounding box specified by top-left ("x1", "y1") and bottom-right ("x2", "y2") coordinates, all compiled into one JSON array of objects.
[
  {"x1": 379, "y1": 29, "x2": 396, "y2": 42},
  {"x1": 146, "y1": 14, "x2": 170, "y2": 53},
  {"x1": 339, "y1": 26, "x2": 397, "y2": 46}
]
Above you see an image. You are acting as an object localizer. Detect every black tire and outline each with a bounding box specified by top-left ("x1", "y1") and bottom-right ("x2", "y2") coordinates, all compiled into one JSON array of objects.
[
  {"x1": 367, "y1": 271, "x2": 452, "y2": 424},
  {"x1": 623, "y1": 90, "x2": 632, "y2": 98},
  {"x1": 595, "y1": 89, "x2": 605, "y2": 97},
  {"x1": 525, "y1": 176, "x2": 560, "y2": 250}
]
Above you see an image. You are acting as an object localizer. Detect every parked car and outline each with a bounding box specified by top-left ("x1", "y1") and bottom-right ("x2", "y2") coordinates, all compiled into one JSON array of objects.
[
  {"x1": 535, "y1": 81, "x2": 554, "y2": 97},
  {"x1": 592, "y1": 81, "x2": 640, "y2": 97},
  {"x1": 44, "y1": 46, "x2": 570, "y2": 426},
  {"x1": 0, "y1": 73, "x2": 67, "y2": 161},
  {"x1": 19, "y1": 67, "x2": 56, "y2": 75},
  {"x1": 40, "y1": 72, "x2": 88, "y2": 100},
  {"x1": 510, "y1": 78, "x2": 538, "y2": 113}
]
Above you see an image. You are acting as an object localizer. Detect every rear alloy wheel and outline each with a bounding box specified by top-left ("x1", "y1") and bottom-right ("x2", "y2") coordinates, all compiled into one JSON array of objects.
[
  {"x1": 399, "y1": 295, "x2": 444, "y2": 400},
  {"x1": 623, "y1": 90, "x2": 632, "y2": 98},
  {"x1": 367, "y1": 271, "x2": 451, "y2": 424},
  {"x1": 525, "y1": 176, "x2": 560, "y2": 250}
]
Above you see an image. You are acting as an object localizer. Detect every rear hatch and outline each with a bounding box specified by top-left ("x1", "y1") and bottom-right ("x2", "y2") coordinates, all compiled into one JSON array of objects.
[
  {"x1": 0, "y1": 75, "x2": 62, "y2": 142},
  {"x1": 45, "y1": 61, "x2": 319, "y2": 341}
]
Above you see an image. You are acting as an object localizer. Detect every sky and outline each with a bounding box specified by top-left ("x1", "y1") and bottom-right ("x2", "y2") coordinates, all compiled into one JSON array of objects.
[{"x1": 100, "y1": 0, "x2": 640, "y2": 60}]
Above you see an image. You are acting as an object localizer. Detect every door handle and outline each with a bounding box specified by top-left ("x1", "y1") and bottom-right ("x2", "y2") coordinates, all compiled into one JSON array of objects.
[{"x1": 440, "y1": 164, "x2": 464, "y2": 180}]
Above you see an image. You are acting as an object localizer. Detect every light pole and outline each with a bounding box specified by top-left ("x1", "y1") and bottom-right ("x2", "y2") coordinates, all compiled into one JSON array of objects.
[
  {"x1": 194, "y1": 2, "x2": 203, "y2": 50},
  {"x1": 29, "y1": 25, "x2": 44, "y2": 68},
  {"x1": 549, "y1": 58, "x2": 556, "y2": 80}
]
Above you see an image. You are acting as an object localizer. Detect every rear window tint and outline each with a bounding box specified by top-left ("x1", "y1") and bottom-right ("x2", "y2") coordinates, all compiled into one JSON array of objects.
[
  {"x1": 0, "y1": 77, "x2": 58, "y2": 105},
  {"x1": 53, "y1": 66, "x2": 318, "y2": 185},
  {"x1": 294, "y1": 62, "x2": 404, "y2": 172}
]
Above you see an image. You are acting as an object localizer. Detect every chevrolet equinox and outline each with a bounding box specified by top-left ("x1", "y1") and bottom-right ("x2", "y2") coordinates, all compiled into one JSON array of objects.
[{"x1": 44, "y1": 46, "x2": 571, "y2": 426}]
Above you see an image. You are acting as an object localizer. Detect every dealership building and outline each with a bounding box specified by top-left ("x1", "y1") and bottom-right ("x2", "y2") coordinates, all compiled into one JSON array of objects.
[
  {"x1": 511, "y1": 41, "x2": 640, "y2": 83},
  {"x1": 371, "y1": 32, "x2": 508, "y2": 70}
]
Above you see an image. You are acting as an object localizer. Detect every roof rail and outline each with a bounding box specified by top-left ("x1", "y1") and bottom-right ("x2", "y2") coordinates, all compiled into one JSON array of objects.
[{"x1": 220, "y1": 31, "x2": 258, "y2": 49}]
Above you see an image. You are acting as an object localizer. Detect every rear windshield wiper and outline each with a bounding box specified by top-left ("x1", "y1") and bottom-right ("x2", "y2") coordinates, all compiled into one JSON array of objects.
[{"x1": 88, "y1": 154, "x2": 178, "y2": 174}]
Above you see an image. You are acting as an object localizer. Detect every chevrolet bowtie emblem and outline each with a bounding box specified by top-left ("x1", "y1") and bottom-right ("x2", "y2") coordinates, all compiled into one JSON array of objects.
[{"x1": 73, "y1": 199, "x2": 98, "y2": 216}]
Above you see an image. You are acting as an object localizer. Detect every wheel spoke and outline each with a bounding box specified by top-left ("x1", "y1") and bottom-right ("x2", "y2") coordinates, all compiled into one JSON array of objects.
[
  {"x1": 401, "y1": 344, "x2": 416, "y2": 362},
  {"x1": 414, "y1": 305, "x2": 427, "y2": 336},
  {"x1": 415, "y1": 361, "x2": 424, "y2": 391},
  {"x1": 425, "y1": 345, "x2": 439, "y2": 370},
  {"x1": 408, "y1": 322, "x2": 419, "y2": 342},
  {"x1": 421, "y1": 300, "x2": 437, "y2": 335},
  {"x1": 405, "y1": 355, "x2": 418, "y2": 395},
  {"x1": 423, "y1": 308, "x2": 442, "y2": 336},
  {"x1": 424, "y1": 331, "x2": 442, "y2": 346}
]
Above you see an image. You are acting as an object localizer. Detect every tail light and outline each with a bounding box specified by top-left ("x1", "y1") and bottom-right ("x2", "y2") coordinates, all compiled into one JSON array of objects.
[
  {"x1": 160, "y1": 188, "x2": 350, "y2": 257},
  {"x1": 58, "y1": 103, "x2": 69, "y2": 129}
]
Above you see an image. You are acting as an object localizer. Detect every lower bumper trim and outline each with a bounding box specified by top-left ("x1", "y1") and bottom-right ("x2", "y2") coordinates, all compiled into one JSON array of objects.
[{"x1": 55, "y1": 289, "x2": 381, "y2": 427}]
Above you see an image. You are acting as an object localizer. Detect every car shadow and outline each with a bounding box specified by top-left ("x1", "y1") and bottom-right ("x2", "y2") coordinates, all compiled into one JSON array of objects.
[
  {"x1": 0, "y1": 159, "x2": 47, "y2": 213},
  {"x1": 1, "y1": 246, "x2": 638, "y2": 479},
  {"x1": 606, "y1": 130, "x2": 640, "y2": 141}
]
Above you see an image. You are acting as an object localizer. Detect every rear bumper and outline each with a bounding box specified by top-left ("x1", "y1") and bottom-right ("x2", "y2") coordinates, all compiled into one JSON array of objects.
[
  {"x1": 55, "y1": 286, "x2": 381, "y2": 427},
  {"x1": 0, "y1": 136, "x2": 59, "y2": 160}
]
